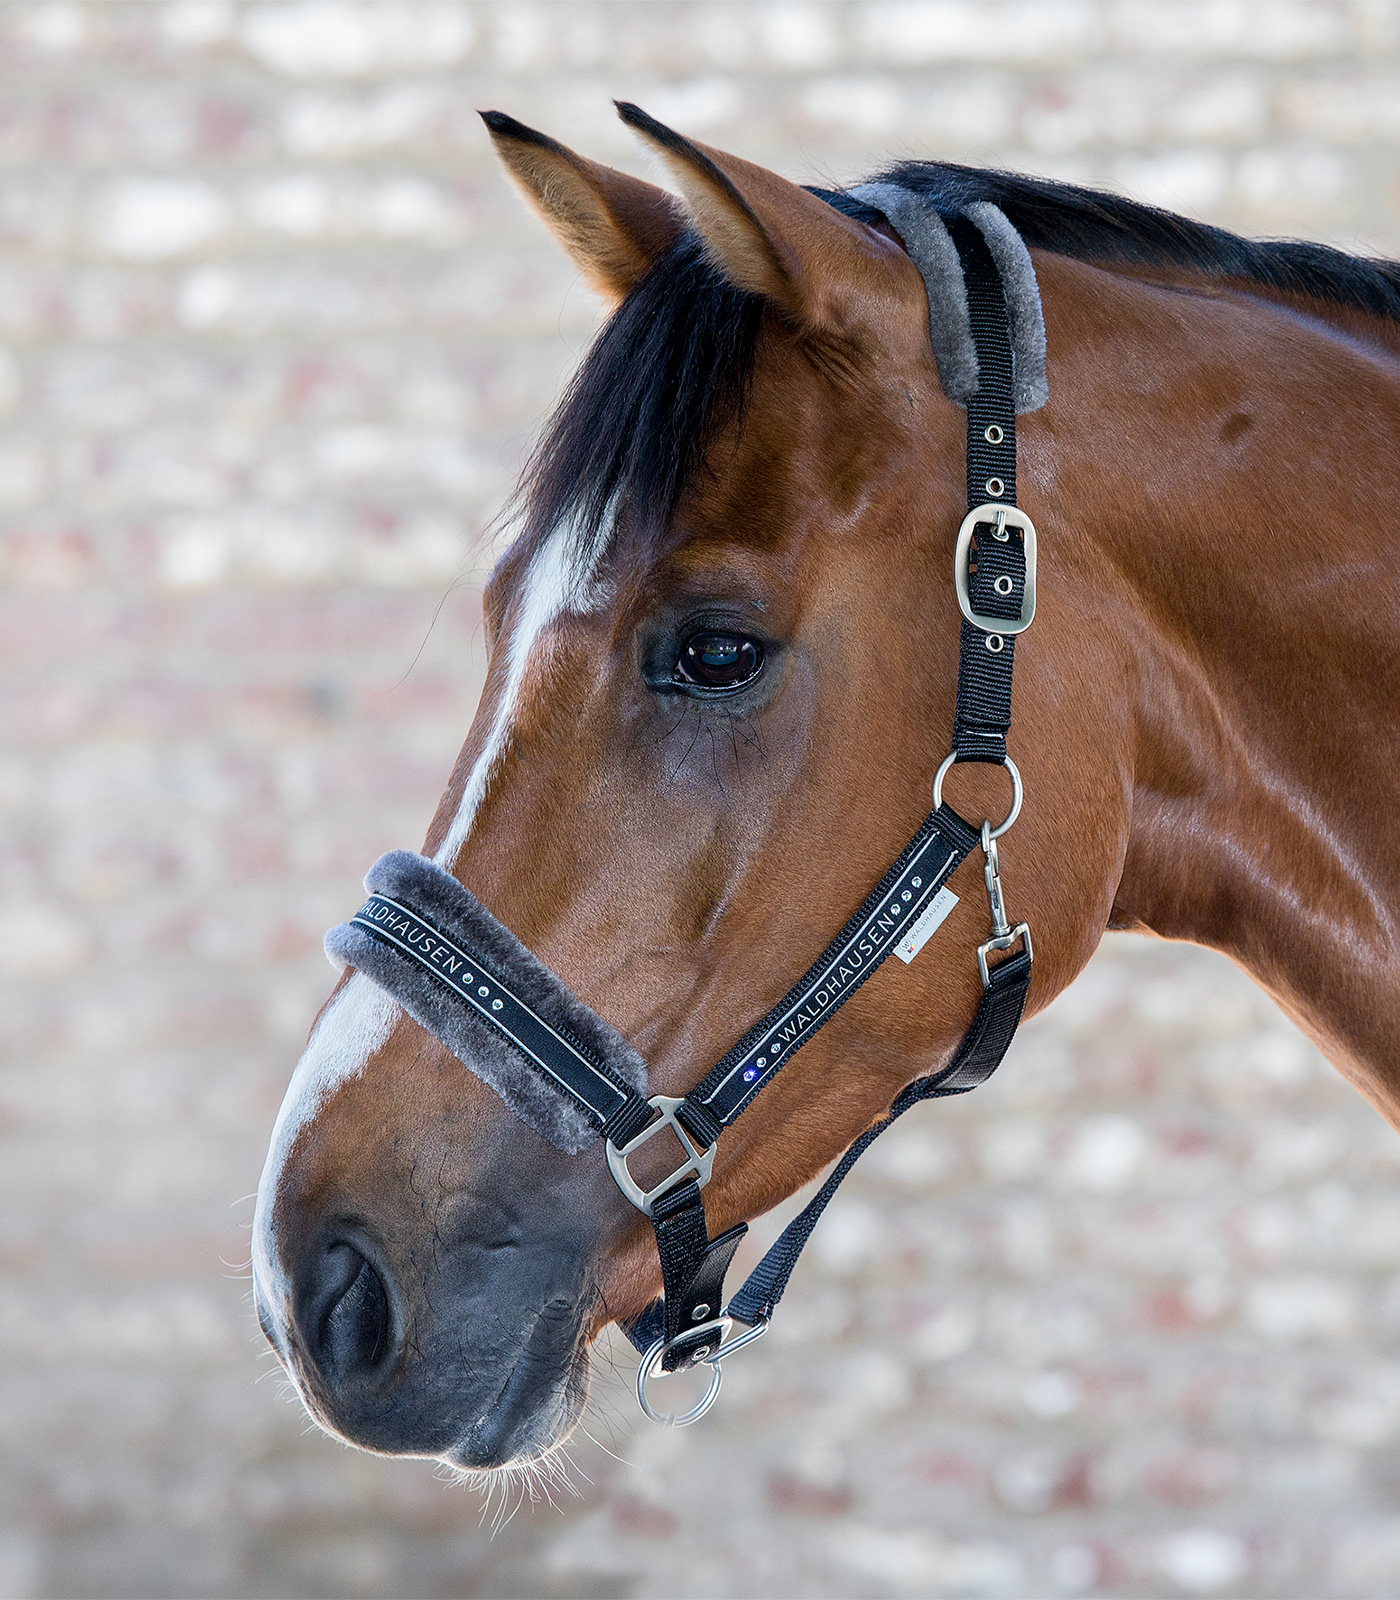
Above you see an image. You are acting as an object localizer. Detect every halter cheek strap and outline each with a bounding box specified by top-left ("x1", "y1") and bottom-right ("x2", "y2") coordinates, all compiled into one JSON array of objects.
[
  {"x1": 325, "y1": 199, "x2": 1039, "y2": 1426},
  {"x1": 622, "y1": 211, "x2": 1036, "y2": 1387}
]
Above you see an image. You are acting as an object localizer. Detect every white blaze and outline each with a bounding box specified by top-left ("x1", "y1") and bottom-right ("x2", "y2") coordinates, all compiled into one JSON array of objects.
[
  {"x1": 434, "y1": 519, "x2": 594, "y2": 866},
  {"x1": 253, "y1": 972, "x2": 397, "y2": 1308},
  {"x1": 253, "y1": 516, "x2": 601, "y2": 1310}
]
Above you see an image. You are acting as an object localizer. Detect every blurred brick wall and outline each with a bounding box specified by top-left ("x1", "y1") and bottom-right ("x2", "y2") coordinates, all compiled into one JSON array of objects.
[{"x1": 3, "y1": 4, "x2": 1400, "y2": 1597}]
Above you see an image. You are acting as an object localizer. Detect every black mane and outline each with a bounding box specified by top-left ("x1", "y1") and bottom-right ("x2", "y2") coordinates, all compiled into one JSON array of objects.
[
  {"x1": 516, "y1": 164, "x2": 1400, "y2": 561},
  {"x1": 877, "y1": 159, "x2": 1400, "y2": 322}
]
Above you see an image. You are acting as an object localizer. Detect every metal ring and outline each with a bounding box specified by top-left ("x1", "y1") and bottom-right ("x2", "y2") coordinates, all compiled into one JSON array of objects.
[
  {"x1": 985, "y1": 477, "x2": 1005, "y2": 499},
  {"x1": 993, "y1": 574, "x2": 1014, "y2": 596},
  {"x1": 932, "y1": 753, "x2": 1023, "y2": 839},
  {"x1": 984, "y1": 424, "x2": 1003, "y2": 444},
  {"x1": 636, "y1": 1338, "x2": 724, "y2": 1427},
  {"x1": 984, "y1": 634, "x2": 1005, "y2": 653}
]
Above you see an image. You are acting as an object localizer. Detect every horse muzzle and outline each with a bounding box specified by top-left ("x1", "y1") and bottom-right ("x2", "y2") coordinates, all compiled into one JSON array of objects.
[
  {"x1": 250, "y1": 978, "x2": 621, "y2": 1469},
  {"x1": 254, "y1": 1204, "x2": 595, "y2": 1468}
]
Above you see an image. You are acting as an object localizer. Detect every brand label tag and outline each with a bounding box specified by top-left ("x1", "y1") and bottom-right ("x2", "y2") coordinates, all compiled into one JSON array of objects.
[{"x1": 895, "y1": 887, "x2": 959, "y2": 965}]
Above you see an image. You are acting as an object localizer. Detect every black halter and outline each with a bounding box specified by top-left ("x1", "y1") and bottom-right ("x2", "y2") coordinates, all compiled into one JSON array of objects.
[{"x1": 330, "y1": 213, "x2": 1036, "y2": 1426}]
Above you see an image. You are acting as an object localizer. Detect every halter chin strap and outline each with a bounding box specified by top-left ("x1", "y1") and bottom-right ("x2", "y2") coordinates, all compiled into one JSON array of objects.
[{"x1": 325, "y1": 199, "x2": 1038, "y2": 1425}]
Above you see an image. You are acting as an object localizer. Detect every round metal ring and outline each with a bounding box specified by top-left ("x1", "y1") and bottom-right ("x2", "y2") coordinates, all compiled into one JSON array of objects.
[
  {"x1": 984, "y1": 634, "x2": 1005, "y2": 653},
  {"x1": 985, "y1": 477, "x2": 1005, "y2": 499},
  {"x1": 636, "y1": 1339, "x2": 724, "y2": 1427},
  {"x1": 932, "y1": 753, "x2": 1023, "y2": 839},
  {"x1": 984, "y1": 424, "x2": 1003, "y2": 444}
]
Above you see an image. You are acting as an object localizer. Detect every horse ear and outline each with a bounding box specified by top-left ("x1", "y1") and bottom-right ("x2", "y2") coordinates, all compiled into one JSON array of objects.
[
  {"x1": 481, "y1": 110, "x2": 685, "y2": 304},
  {"x1": 616, "y1": 100, "x2": 902, "y2": 330}
]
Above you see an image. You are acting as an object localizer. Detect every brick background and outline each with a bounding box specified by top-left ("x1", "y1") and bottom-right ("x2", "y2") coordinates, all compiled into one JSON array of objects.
[{"x1": 3, "y1": 3, "x2": 1400, "y2": 1596}]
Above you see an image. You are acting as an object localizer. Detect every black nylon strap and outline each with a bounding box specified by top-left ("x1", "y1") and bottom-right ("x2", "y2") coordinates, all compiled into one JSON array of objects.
[
  {"x1": 687, "y1": 804, "x2": 979, "y2": 1128},
  {"x1": 725, "y1": 946, "x2": 1031, "y2": 1327},
  {"x1": 947, "y1": 214, "x2": 1024, "y2": 765},
  {"x1": 638, "y1": 1181, "x2": 750, "y2": 1371},
  {"x1": 626, "y1": 208, "x2": 1038, "y2": 1368}
]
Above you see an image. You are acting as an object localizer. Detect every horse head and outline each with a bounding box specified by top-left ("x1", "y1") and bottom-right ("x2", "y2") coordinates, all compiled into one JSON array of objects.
[{"x1": 250, "y1": 106, "x2": 1140, "y2": 1470}]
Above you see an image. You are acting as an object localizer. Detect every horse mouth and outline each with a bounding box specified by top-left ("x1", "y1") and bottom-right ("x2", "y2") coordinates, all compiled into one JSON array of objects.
[{"x1": 446, "y1": 1296, "x2": 591, "y2": 1471}]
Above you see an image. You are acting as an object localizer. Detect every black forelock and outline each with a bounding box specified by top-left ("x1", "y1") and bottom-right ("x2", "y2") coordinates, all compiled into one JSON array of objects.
[
  {"x1": 512, "y1": 166, "x2": 1400, "y2": 571},
  {"x1": 516, "y1": 231, "x2": 765, "y2": 571}
]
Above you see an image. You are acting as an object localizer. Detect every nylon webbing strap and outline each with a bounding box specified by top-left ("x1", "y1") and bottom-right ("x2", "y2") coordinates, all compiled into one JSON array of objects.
[
  {"x1": 644, "y1": 1181, "x2": 751, "y2": 1371},
  {"x1": 727, "y1": 945, "x2": 1031, "y2": 1326},
  {"x1": 685, "y1": 804, "x2": 979, "y2": 1131},
  {"x1": 623, "y1": 206, "x2": 1037, "y2": 1375},
  {"x1": 347, "y1": 894, "x2": 639, "y2": 1126},
  {"x1": 948, "y1": 214, "x2": 1025, "y2": 765}
]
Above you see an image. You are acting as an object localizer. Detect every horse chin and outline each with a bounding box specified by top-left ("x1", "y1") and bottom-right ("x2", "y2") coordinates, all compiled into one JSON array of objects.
[{"x1": 443, "y1": 1344, "x2": 590, "y2": 1472}]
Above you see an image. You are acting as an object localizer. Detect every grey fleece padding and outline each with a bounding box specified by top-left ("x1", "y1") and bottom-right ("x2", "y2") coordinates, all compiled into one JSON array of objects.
[
  {"x1": 325, "y1": 850, "x2": 650, "y2": 1155},
  {"x1": 963, "y1": 201, "x2": 1049, "y2": 412},
  {"x1": 851, "y1": 182, "x2": 978, "y2": 406},
  {"x1": 848, "y1": 185, "x2": 1048, "y2": 414}
]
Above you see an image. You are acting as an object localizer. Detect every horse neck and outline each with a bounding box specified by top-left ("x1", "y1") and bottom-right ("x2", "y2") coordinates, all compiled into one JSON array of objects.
[{"x1": 1041, "y1": 254, "x2": 1400, "y2": 1115}]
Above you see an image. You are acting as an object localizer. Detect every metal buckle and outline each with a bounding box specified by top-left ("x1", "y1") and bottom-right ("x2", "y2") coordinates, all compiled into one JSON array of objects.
[
  {"x1": 606, "y1": 1094, "x2": 715, "y2": 1215},
  {"x1": 636, "y1": 1316, "x2": 769, "y2": 1426},
  {"x1": 954, "y1": 503, "x2": 1037, "y2": 634},
  {"x1": 932, "y1": 753, "x2": 1022, "y2": 840}
]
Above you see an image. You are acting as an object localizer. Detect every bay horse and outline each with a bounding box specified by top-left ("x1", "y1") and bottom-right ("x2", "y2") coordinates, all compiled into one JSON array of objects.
[{"x1": 252, "y1": 102, "x2": 1400, "y2": 1474}]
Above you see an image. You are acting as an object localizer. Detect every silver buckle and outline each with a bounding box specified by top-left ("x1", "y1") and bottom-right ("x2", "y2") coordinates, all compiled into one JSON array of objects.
[
  {"x1": 636, "y1": 1316, "x2": 769, "y2": 1426},
  {"x1": 954, "y1": 503, "x2": 1037, "y2": 634},
  {"x1": 606, "y1": 1094, "x2": 715, "y2": 1215}
]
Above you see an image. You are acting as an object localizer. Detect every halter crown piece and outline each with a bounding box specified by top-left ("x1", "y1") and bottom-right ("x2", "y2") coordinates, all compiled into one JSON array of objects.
[{"x1": 326, "y1": 193, "x2": 1043, "y2": 1426}]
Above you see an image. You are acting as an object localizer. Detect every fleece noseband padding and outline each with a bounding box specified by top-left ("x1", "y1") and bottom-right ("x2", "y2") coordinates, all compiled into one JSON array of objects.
[
  {"x1": 849, "y1": 186, "x2": 1049, "y2": 414},
  {"x1": 325, "y1": 851, "x2": 650, "y2": 1154}
]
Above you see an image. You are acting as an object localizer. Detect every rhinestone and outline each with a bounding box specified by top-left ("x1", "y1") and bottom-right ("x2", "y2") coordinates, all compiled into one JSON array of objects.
[
  {"x1": 913, "y1": 877, "x2": 922, "y2": 888},
  {"x1": 902, "y1": 891, "x2": 911, "y2": 901},
  {"x1": 478, "y1": 986, "x2": 489, "y2": 997},
  {"x1": 743, "y1": 1068, "x2": 757, "y2": 1082},
  {"x1": 757, "y1": 1056, "x2": 766, "y2": 1067},
  {"x1": 491, "y1": 998, "x2": 503, "y2": 1011}
]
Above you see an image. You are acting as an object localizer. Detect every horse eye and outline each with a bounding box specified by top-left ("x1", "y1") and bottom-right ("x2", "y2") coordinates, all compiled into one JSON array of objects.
[{"x1": 674, "y1": 630, "x2": 764, "y2": 691}]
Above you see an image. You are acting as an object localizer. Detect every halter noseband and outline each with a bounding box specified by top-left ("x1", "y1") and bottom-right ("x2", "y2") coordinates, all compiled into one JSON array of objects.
[{"x1": 326, "y1": 206, "x2": 1037, "y2": 1426}]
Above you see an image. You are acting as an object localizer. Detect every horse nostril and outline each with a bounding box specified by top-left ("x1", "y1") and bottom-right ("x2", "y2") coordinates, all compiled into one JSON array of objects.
[{"x1": 313, "y1": 1243, "x2": 394, "y2": 1383}]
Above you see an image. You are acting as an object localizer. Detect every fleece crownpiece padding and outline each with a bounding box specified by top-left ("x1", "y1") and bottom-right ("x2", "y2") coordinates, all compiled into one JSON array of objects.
[
  {"x1": 325, "y1": 850, "x2": 650, "y2": 1155},
  {"x1": 849, "y1": 186, "x2": 1048, "y2": 414}
]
